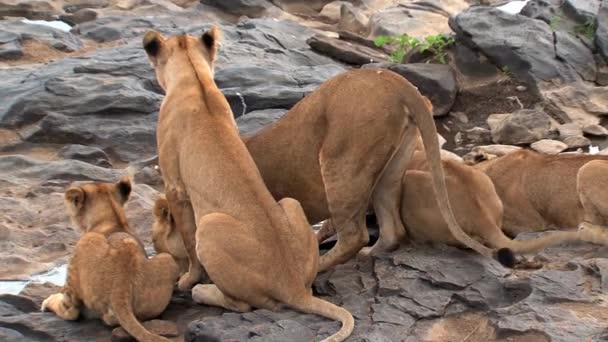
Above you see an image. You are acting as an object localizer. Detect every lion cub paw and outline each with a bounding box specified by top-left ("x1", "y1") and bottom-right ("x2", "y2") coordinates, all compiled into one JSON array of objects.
[
  {"x1": 41, "y1": 293, "x2": 79, "y2": 320},
  {"x1": 177, "y1": 272, "x2": 199, "y2": 291}
]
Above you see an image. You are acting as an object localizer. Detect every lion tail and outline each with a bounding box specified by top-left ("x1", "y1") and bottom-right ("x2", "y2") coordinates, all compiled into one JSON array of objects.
[{"x1": 289, "y1": 295, "x2": 354, "y2": 342}]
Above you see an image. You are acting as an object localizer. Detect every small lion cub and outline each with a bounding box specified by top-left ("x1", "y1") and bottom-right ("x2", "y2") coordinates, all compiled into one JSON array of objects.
[{"x1": 41, "y1": 177, "x2": 179, "y2": 342}]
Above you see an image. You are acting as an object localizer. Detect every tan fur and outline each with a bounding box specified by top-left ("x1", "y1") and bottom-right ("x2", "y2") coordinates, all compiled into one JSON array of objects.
[
  {"x1": 153, "y1": 196, "x2": 188, "y2": 274},
  {"x1": 41, "y1": 178, "x2": 179, "y2": 342},
  {"x1": 474, "y1": 150, "x2": 608, "y2": 239},
  {"x1": 144, "y1": 28, "x2": 353, "y2": 341},
  {"x1": 401, "y1": 146, "x2": 593, "y2": 257}
]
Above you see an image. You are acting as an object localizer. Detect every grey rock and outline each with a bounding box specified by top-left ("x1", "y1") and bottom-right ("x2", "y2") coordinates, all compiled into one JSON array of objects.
[
  {"x1": 319, "y1": 1, "x2": 344, "y2": 22},
  {"x1": 0, "y1": 40, "x2": 23, "y2": 59},
  {"x1": 563, "y1": 135, "x2": 592, "y2": 148},
  {"x1": 0, "y1": 19, "x2": 82, "y2": 54},
  {"x1": 363, "y1": 63, "x2": 457, "y2": 116},
  {"x1": 338, "y1": 3, "x2": 369, "y2": 35},
  {"x1": 583, "y1": 124, "x2": 608, "y2": 136},
  {"x1": 597, "y1": 5, "x2": 608, "y2": 61},
  {"x1": 63, "y1": 0, "x2": 109, "y2": 13},
  {"x1": 542, "y1": 84, "x2": 608, "y2": 126},
  {"x1": 488, "y1": 109, "x2": 552, "y2": 145},
  {"x1": 236, "y1": 109, "x2": 287, "y2": 136},
  {"x1": 272, "y1": 0, "x2": 334, "y2": 12},
  {"x1": 73, "y1": 16, "x2": 155, "y2": 42},
  {"x1": 555, "y1": 30, "x2": 597, "y2": 81},
  {"x1": 450, "y1": 7, "x2": 589, "y2": 85},
  {"x1": 520, "y1": 0, "x2": 563, "y2": 24},
  {"x1": 199, "y1": 0, "x2": 273, "y2": 17},
  {"x1": 59, "y1": 8, "x2": 98, "y2": 24},
  {"x1": 57, "y1": 144, "x2": 111, "y2": 167},
  {"x1": 0, "y1": 0, "x2": 61, "y2": 20},
  {"x1": 563, "y1": 0, "x2": 601, "y2": 22},
  {"x1": 307, "y1": 34, "x2": 388, "y2": 65},
  {"x1": 369, "y1": 5, "x2": 457, "y2": 39},
  {"x1": 465, "y1": 126, "x2": 492, "y2": 144},
  {"x1": 531, "y1": 139, "x2": 568, "y2": 154},
  {"x1": 558, "y1": 122, "x2": 584, "y2": 138}
]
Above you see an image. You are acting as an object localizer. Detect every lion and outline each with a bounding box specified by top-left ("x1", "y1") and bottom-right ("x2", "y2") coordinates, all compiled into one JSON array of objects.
[
  {"x1": 41, "y1": 177, "x2": 179, "y2": 342},
  {"x1": 473, "y1": 149, "x2": 608, "y2": 239},
  {"x1": 143, "y1": 28, "x2": 354, "y2": 341},
  {"x1": 153, "y1": 195, "x2": 188, "y2": 275},
  {"x1": 399, "y1": 144, "x2": 608, "y2": 258}
]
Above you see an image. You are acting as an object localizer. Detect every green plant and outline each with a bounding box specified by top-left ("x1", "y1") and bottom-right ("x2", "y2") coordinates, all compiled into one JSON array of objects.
[
  {"x1": 419, "y1": 35, "x2": 455, "y2": 64},
  {"x1": 501, "y1": 66, "x2": 513, "y2": 78},
  {"x1": 374, "y1": 33, "x2": 455, "y2": 64},
  {"x1": 374, "y1": 34, "x2": 420, "y2": 63},
  {"x1": 574, "y1": 19, "x2": 596, "y2": 39},
  {"x1": 549, "y1": 14, "x2": 562, "y2": 31}
]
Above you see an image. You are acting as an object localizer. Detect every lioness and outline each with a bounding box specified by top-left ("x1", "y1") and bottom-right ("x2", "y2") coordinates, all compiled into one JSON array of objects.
[
  {"x1": 41, "y1": 178, "x2": 179, "y2": 342},
  {"x1": 400, "y1": 146, "x2": 608, "y2": 256},
  {"x1": 474, "y1": 149, "x2": 608, "y2": 237},
  {"x1": 153, "y1": 195, "x2": 188, "y2": 274},
  {"x1": 144, "y1": 28, "x2": 354, "y2": 341}
]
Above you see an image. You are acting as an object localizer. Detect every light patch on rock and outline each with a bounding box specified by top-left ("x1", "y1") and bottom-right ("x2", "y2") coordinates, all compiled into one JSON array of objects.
[
  {"x1": 21, "y1": 19, "x2": 72, "y2": 32},
  {"x1": 531, "y1": 139, "x2": 568, "y2": 155},
  {"x1": 496, "y1": 0, "x2": 530, "y2": 14}
]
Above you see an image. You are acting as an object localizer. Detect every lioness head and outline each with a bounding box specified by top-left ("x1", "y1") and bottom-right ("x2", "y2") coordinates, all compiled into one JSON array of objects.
[
  {"x1": 142, "y1": 26, "x2": 221, "y2": 90},
  {"x1": 64, "y1": 176, "x2": 132, "y2": 233}
]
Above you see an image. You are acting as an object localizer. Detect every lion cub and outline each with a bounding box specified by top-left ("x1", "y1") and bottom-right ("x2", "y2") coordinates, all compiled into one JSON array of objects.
[
  {"x1": 41, "y1": 177, "x2": 179, "y2": 342},
  {"x1": 152, "y1": 196, "x2": 188, "y2": 275}
]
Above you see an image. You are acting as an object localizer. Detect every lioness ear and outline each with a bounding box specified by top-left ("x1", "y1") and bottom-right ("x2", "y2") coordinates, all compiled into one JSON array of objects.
[
  {"x1": 65, "y1": 187, "x2": 85, "y2": 210},
  {"x1": 201, "y1": 26, "x2": 220, "y2": 62},
  {"x1": 143, "y1": 30, "x2": 163, "y2": 59},
  {"x1": 115, "y1": 176, "x2": 132, "y2": 204}
]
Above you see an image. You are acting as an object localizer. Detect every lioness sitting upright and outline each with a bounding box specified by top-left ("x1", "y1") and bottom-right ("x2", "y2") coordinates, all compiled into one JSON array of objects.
[
  {"x1": 143, "y1": 28, "x2": 354, "y2": 341},
  {"x1": 474, "y1": 149, "x2": 608, "y2": 238},
  {"x1": 41, "y1": 177, "x2": 179, "y2": 342}
]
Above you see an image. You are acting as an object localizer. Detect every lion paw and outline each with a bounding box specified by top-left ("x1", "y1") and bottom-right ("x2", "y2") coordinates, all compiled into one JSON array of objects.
[
  {"x1": 41, "y1": 293, "x2": 63, "y2": 313},
  {"x1": 41, "y1": 293, "x2": 79, "y2": 320}
]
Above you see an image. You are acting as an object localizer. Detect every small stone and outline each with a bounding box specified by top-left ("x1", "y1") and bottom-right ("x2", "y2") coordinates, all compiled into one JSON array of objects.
[
  {"x1": 583, "y1": 124, "x2": 608, "y2": 136},
  {"x1": 516, "y1": 85, "x2": 527, "y2": 92},
  {"x1": 450, "y1": 111, "x2": 469, "y2": 123},
  {"x1": 531, "y1": 139, "x2": 568, "y2": 155},
  {"x1": 454, "y1": 132, "x2": 463, "y2": 145},
  {"x1": 558, "y1": 123, "x2": 583, "y2": 138},
  {"x1": 488, "y1": 109, "x2": 552, "y2": 145},
  {"x1": 465, "y1": 127, "x2": 491, "y2": 144},
  {"x1": 563, "y1": 135, "x2": 591, "y2": 148},
  {"x1": 472, "y1": 144, "x2": 522, "y2": 156},
  {"x1": 111, "y1": 320, "x2": 178, "y2": 342}
]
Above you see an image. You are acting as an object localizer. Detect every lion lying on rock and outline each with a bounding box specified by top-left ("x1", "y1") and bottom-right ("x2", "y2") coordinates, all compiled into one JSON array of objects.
[
  {"x1": 41, "y1": 177, "x2": 179, "y2": 342},
  {"x1": 400, "y1": 141, "x2": 608, "y2": 257},
  {"x1": 474, "y1": 149, "x2": 608, "y2": 239},
  {"x1": 144, "y1": 28, "x2": 354, "y2": 341}
]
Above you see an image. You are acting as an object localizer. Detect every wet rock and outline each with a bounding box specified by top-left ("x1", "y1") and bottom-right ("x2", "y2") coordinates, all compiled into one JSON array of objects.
[
  {"x1": 236, "y1": 109, "x2": 287, "y2": 136},
  {"x1": 363, "y1": 63, "x2": 457, "y2": 116},
  {"x1": 488, "y1": 109, "x2": 552, "y2": 145},
  {"x1": 307, "y1": 34, "x2": 388, "y2": 65},
  {"x1": 58, "y1": 144, "x2": 111, "y2": 168},
  {"x1": 450, "y1": 7, "x2": 589, "y2": 85},
  {"x1": 597, "y1": 5, "x2": 608, "y2": 61},
  {"x1": 583, "y1": 124, "x2": 608, "y2": 136},
  {"x1": 531, "y1": 139, "x2": 568, "y2": 154}
]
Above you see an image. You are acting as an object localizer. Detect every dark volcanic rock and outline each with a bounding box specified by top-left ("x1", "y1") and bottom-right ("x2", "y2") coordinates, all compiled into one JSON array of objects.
[
  {"x1": 199, "y1": 0, "x2": 274, "y2": 17},
  {"x1": 0, "y1": 19, "x2": 82, "y2": 58},
  {"x1": 58, "y1": 144, "x2": 112, "y2": 167},
  {"x1": 0, "y1": 155, "x2": 121, "y2": 183},
  {"x1": 307, "y1": 34, "x2": 389, "y2": 65},
  {"x1": 363, "y1": 62, "x2": 457, "y2": 116},
  {"x1": 520, "y1": 0, "x2": 563, "y2": 23},
  {"x1": 450, "y1": 7, "x2": 594, "y2": 85},
  {"x1": 0, "y1": 0, "x2": 61, "y2": 20},
  {"x1": 236, "y1": 108, "x2": 287, "y2": 136}
]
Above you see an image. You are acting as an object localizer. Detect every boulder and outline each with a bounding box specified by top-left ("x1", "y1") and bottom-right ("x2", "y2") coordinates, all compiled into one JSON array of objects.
[
  {"x1": 0, "y1": 19, "x2": 82, "y2": 57},
  {"x1": 450, "y1": 7, "x2": 593, "y2": 85},
  {"x1": 563, "y1": 0, "x2": 601, "y2": 22},
  {"x1": 199, "y1": 0, "x2": 273, "y2": 17},
  {"x1": 0, "y1": 0, "x2": 61, "y2": 20},
  {"x1": 338, "y1": 2, "x2": 369, "y2": 35},
  {"x1": 583, "y1": 124, "x2": 608, "y2": 136},
  {"x1": 57, "y1": 144, "x2": 111, "y2": 168},
  {"x1": 488, "y1": 109, "x2": 552, "y2": 145},
  {"x1": 597, "y1": 5, "x2": 608, "y2": 61},
  {"x1": 363, "y1": 63, "x2": 457, "y2": 116},
  {"x1": 307, "y1": 34, "x2": 388, "y2": 65},
  {"x1": 543, "y1": 84, "x2": 608, "y2": 126},
  {"x1": 531, "y1": 139, "x2": 568, "y2": 154}
]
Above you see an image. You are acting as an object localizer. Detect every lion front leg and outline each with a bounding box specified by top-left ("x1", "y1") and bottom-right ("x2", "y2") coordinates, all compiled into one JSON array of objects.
[{"x1": 41, "y1": 291, "x2": 80, "y2": 320}]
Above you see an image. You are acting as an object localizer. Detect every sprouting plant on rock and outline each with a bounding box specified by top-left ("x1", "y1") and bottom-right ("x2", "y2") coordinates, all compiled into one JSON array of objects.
[
  {"x1": 419, "y1": 35, "x2": 455, "y2": 64},
  {"x1": 374, "y1": 33, "x2": 455, "y2": 64},
  {"x1": 549, "y1": 13, "x2": 562, "y2": 31},
  {"x1": 574, "y1": 19, "x2": 596, "y2": 39}
]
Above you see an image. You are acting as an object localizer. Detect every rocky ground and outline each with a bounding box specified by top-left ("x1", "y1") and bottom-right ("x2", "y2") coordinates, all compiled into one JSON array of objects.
[{"x1": 1, "y1": 0, "x2": 608, "y2": 341}]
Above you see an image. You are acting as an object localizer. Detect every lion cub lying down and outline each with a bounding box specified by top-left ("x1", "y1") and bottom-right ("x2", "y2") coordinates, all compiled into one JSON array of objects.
[{"x1": 41, "y1": 177, "x2": 179, "y2": 342}]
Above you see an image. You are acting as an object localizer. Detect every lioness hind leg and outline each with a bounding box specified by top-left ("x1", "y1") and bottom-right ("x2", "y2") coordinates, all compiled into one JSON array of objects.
[
  {"x1": 41, "y1": 292, "x2": 80, "y2": 320},
  {"x1": 360, "y1": 130, "x2": 417, "y2": 258},
  {"x1": 578, "y1": 160, "x2": 608, "y2": 226},
  {"x1": 192, "y1": 284, "x2": 252, "y2": 312}
]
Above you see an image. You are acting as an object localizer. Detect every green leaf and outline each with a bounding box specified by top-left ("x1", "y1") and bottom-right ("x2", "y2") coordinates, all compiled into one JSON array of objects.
[
  {"x1": 374, "y1": 35, "x2": 392, "y2": 47},
  {"x1": 392, "y1": 49, "x2": 406, "y2": 63}
]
